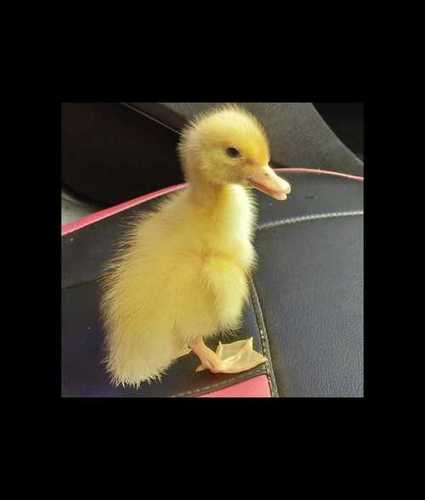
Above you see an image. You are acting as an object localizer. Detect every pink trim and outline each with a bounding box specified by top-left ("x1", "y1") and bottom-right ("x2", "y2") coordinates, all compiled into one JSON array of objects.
[
  {"x1": 275, "y1": 167, "x2": 364, "y2": 182},
  {"x1": 61, "y1": 183, "x2": 187, "y2": 236},
  {"x1": 61, "y1": 167, "x2": 363, "y2": 236},
  {"x1": 199, "y1": 375, "x2": 271, "y2": 398}
]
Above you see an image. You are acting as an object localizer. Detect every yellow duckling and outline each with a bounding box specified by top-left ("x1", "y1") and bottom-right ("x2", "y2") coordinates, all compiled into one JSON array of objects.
[{"x1": 100, "y1": 105, "x2": 291, "y2": 387}]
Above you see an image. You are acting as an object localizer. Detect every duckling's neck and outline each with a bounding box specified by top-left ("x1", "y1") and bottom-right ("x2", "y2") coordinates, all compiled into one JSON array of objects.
[
  {"x1": 187, "y1": 176, "x2": 230, "y2": 207},
  {"x1": 185, "y1": 172, "x2": 256, "y2": 244}
]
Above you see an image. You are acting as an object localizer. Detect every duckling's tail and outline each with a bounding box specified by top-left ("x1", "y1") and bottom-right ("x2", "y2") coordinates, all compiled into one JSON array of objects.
[{"x1": 103, "y1": 327, "x2": 179, "y2": 388}]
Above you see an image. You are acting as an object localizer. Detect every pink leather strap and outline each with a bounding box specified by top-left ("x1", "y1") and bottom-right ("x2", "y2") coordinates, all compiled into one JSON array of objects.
[
  {"x1": 61, "y1": 184, "x2": 187, "y2": 236},
  {"x1": 199, "y1": 375, "x2": 271, "y2": 397},
  {"x1": 61, "y1": 168, "x2": 363, "y2": 236},
  {"x1": 275, "y1": 167, "x2": 364, "y2": 182}
]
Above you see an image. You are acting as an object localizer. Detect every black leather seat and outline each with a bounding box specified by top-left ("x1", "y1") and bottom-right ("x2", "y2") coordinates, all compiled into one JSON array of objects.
[{"x1": 61, "y1": 103, "x2": 364, "y2": 397}]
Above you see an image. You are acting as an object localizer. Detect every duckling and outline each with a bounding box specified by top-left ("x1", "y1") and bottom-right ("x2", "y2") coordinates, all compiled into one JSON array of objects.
[{"x1": 100, "y1": 105, "x2": 291, "y2": 387}]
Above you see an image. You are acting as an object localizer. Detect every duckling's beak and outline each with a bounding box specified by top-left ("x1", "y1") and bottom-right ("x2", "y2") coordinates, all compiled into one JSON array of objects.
[{"x1": 248, "y1": 166, "x2": 291, "y2": 201}]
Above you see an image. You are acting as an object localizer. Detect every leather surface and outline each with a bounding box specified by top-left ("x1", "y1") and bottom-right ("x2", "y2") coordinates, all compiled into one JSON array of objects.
[
  {"x1": 255, "y1": 215, "x2": 363, "y2": 397},
  {"x1": 136, "y1": 103, "x2": 364, "y2": 175},
  {"x1": 61, "y1": 103, "x2": 183, "y2": 205},
  {"x1": 200, "y1": 375, "x2": 271, "y2": 398},
  {"x1": 313, "y1": 103, "x2": 363, "y2": 158},
  {"x1": 61, "y1": 172, "x2": 363, "y2": 397}
]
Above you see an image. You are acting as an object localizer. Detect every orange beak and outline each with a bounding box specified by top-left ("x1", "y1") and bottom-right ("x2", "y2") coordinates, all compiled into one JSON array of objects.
[{"x1": 248, "y1": 165, "x2": 291, "y2": 200}]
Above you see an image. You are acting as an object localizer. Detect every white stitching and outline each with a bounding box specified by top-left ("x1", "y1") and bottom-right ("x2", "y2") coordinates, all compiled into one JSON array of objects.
[
  {"x1": 257, "y1": 210, "x2": 363, "y2": 231},
  {"x1": 249, "y1": 280, "x2": 280, "y2": 398}
]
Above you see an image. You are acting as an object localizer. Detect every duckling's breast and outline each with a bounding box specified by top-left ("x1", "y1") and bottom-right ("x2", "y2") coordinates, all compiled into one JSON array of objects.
[
  {"x1": 188, "y1": 185, "x2": 257, "y2": 271},
  {"x1": 138, "y1": 185, "x2": 257, "y2": 272}
]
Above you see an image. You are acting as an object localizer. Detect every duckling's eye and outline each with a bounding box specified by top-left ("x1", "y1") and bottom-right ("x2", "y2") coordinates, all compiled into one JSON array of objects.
[{"x1": 226, "y1": 147, "x2": 241, "y2": 158}]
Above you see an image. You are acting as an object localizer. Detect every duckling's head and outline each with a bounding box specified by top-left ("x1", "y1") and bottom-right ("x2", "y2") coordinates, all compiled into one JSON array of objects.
[{"x1": 178, "y1": 105, "x2": 291, "y2": 200}]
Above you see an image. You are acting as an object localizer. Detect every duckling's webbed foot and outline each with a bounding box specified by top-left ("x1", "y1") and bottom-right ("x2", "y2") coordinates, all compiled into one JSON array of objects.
[
  {"x1": 190, "y1": 337, "x2": 222, "y2": 374},
  {"x1": 190, "y1": 337, "x2": 267, "y2": 375}
]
